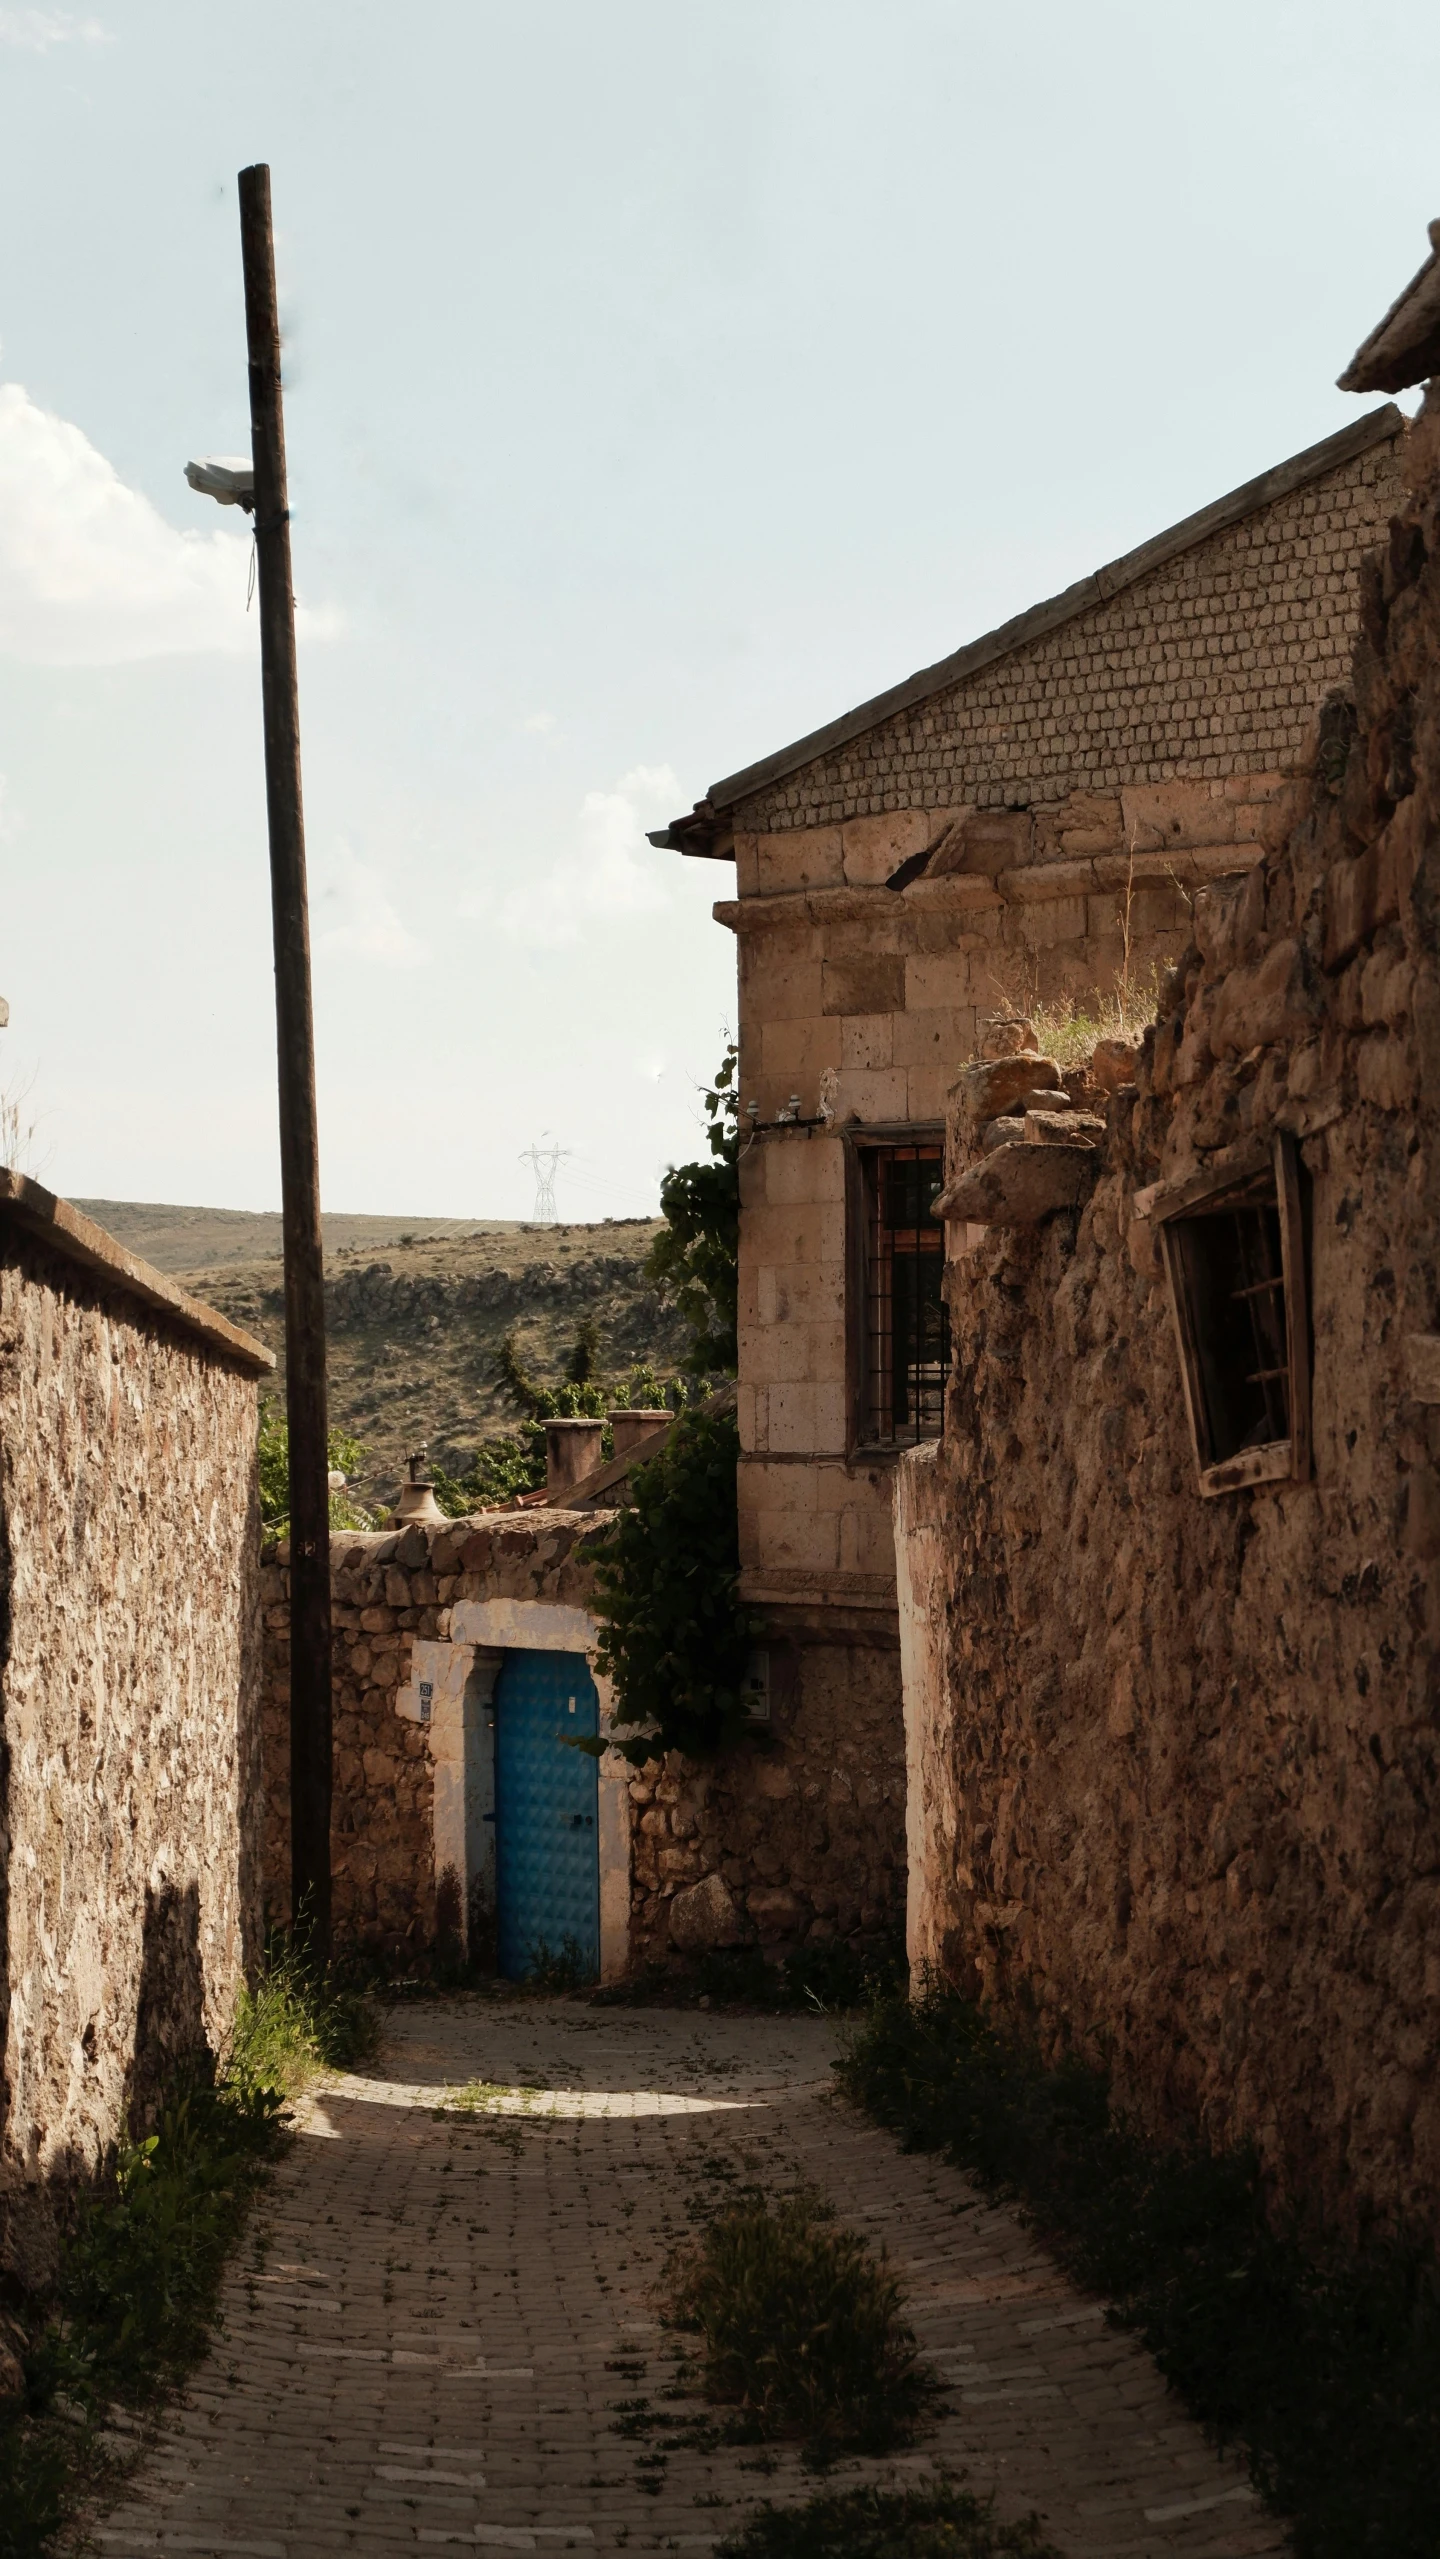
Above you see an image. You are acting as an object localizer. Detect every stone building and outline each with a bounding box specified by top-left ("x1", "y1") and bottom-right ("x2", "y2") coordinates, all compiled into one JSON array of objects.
[
  {"x1": 261, "y1": 1501, "x2": 626, "y2": 1975},
  {"x1": 261, "y1": 1403, "x2": 901, "y2": 1976},
  {"x1": 0, "y1": 1173, "x2": 272, "y2": 2286},
  {"x1": 891, "y1": 234, "x2": 1440, "y2": 2235},
  {"x1": 647, "y1": 404, "x2": 1406, "y2": 1951}
]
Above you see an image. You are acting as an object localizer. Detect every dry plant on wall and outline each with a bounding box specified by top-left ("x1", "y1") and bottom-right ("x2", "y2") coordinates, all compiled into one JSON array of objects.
[
  {"x1": 0, "y1": 1065, "x2": 48, "y2": 1180},
  {"x1": 983, "y1": 842, "x2": 1166, "y2": 1070}
]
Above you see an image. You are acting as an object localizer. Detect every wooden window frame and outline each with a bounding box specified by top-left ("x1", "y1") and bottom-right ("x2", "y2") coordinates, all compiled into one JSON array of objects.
[
  {"x1": 843, "y1": 1122, "x2": 948, "y2": 1457},
  {"x1": 1154, "y1": 1131, "x2": 1311, "y2": 1498}
]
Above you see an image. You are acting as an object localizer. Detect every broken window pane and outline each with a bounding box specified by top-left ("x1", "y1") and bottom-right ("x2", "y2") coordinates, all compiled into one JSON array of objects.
[
  {"x1": 1157, "y1": 1137, "x2": 1310, "y2": 1494},
  {"x1": 1170, "y1": 1193, "x2": 1290, "y2": 1464}
]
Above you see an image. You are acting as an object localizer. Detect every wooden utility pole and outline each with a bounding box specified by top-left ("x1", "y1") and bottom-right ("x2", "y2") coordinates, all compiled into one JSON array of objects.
[{"x1": 238, "y1": 162, "x2": 332, "y2": 1958}]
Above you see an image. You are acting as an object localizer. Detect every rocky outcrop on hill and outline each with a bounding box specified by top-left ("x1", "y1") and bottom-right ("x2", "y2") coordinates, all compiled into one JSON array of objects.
[{"x1": 185, "y1": 1224, "x2": 689, "y2": 1511}]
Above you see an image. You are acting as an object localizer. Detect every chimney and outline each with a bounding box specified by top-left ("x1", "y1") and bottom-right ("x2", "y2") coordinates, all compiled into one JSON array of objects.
[
  {"x1": 607, "y1": 1408, "x2": 672, "y2": 1464},
  {"x1": 544, "y1": 1417, "x2": 605, "y2": 1501},
  {"x1": 392, "y1": 1443, "x2": 446, "y2": 1527}
]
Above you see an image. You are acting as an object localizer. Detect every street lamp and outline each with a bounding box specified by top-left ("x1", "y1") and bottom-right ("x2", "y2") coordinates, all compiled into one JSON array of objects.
[{"x1": 184, "y1": 457, "x2": 255, "y2": 509}]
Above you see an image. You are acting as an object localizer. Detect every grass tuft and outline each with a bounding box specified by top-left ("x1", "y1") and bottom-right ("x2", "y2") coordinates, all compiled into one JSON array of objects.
[
  {"x1": 837, "y1": 1983, "x2": 1440, "y2": 2559},
  {"x1": 230, "y1": 1933, "x2": 381, "y2": 2091},
  {"x1": 520, "y1": 1935, "x2": 592, "y2": 1994},
  {"x1": 668, "y1": 2186, "x2": 940, "y2": 2458},
  {"x1": 715, "y1": 2479, "x2": 1061, "y2": 2558},
  {"x1": 1024, "y1": 970, "x2": 1163, "y2": 1070},
  {"x1": 0, "y1": 1938, "x2": 380, "y2": 2559}
]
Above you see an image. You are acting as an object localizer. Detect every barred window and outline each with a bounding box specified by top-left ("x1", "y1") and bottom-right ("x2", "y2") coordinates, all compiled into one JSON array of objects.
[{"x1": 862, "y1": 1144, "x2": 949, "y2": 1445}]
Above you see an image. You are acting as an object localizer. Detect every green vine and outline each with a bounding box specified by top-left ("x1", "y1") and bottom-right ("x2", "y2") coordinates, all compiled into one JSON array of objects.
[
  {"x1": 591, "y1": 1403, "x2": 751, "y2": 1763},
  {"x1": 257, "y1": 1401, "x2": 375, "y2": 1535},
  {"x1": 646, "y1": 1043, "x2": 740, "y2": 1377}
]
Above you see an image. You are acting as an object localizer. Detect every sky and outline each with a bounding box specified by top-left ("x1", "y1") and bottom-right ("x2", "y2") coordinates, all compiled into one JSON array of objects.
[{"x1": 0, "y1": 0, "x2": 1435, "y2": 1221}]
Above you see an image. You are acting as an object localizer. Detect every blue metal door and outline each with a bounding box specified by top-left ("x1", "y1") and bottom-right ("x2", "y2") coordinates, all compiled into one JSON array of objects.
[{"x1": 494, "y1": 1649, "x2": 600, "y2": 1980}]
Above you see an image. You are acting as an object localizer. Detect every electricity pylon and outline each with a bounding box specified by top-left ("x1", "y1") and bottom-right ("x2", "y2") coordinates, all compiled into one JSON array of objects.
[{"x1": 520, "y1": 1139, "x2": 571, "y2": 1222}]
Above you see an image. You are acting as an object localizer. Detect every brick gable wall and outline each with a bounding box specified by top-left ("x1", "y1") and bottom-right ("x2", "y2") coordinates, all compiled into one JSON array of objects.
[{"x1": 735, "y1": 438, "x2": 1404, "y2": 833}]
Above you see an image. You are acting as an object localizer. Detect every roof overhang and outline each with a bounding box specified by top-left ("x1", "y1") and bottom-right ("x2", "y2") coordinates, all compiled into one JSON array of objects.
[
  {"x1": 647, "y1": 800, "x2": 733, "y2": 861},
  {"x1": 1339, "y1": 219, "x2": 1440, "y2": 394}
]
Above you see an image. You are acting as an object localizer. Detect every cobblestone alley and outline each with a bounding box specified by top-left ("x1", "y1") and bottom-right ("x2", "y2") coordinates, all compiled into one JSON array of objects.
[{"x1": 88, "y1": 2002, "x2": 1286, "y2": 2558}]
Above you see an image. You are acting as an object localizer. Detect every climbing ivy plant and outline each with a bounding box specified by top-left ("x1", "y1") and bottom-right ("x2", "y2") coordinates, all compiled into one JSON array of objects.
[
  {"x1": 645, "y1": 1043, "x2": 740, "y2": 1377},
  {"x1": 590, "y1": 1403, "x2": 752, "y2": 1763}
]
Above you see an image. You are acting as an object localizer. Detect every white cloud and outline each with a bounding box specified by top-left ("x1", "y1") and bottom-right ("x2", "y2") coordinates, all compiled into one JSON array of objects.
[
  {"x1": 0, "y1": 379, "x2": 338, "y2": 665},
  {"x1": 476, "y1": 762, "x2": 677, "y2": 949},
  {"x1": 522, "y1": 710, "x2": 556, "y2": 734},
  {"x1": 317, "y1": 846, "x2": 426, "y2": 970},
  {"x1": 0, "y1": 10, "x2": 107, "y2": 49}
]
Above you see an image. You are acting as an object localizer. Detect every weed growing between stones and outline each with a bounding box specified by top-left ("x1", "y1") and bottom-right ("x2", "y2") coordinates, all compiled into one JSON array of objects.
[
  {"x1": 0, "y1": 1944, "x2": 377, "y2": 2559},
  {"x1": 714, "y1": 2479, "x2": 1061, "y2": 2559},
  {"x1": 522, "y1": 1935, "x2": 591, "y2": 1994},
  {"x1": 667, "y1": 2187, "x2": 941, "y2": 2460},
  {"x1": 838, "y1": 1983, "x2": 1440, "y2": 2559},
  {"x1": 229, "y1": 1931, "x2": 381, "y2": 2090},
  {"x1": 1020, "y1": 968, "x2": 1165, "y2": 1069}
]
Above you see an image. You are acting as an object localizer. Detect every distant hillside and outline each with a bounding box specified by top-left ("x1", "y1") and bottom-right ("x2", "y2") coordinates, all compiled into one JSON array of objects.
[
  {"x1": 136, "y1": 1214, "x2": 687, "y2": 1516},
  {"x1": 72, "y1": 1199, "x2": 521, "y2": 1274}
]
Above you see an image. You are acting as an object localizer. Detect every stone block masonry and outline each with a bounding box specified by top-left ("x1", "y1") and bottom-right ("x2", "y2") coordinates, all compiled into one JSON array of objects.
[
  {"x1": 0, "y1": 1178, "x2": 273, "y2": 2290},
  {"x1": 895, "y1": 385, "x2": 1440, "y2": 2237},
  {"x1": 261, "y1": 1512, "x2": 905, "y2": 1971},
  {"x1": 260, "y1": 1510, "x2": 610, "y2": 1956},
  {"x1": 625, "y1": 1635, "x2": 907, "y2": 1970}
]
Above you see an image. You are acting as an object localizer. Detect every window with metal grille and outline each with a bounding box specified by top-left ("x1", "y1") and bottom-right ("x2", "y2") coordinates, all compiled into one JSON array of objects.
[
  {"x1": 1156, "y1": 1134, "x2": 1311, "y2": 1496},
  {"x1": 862, "y1": 1144, "x2": 949, "y2": 1445}
]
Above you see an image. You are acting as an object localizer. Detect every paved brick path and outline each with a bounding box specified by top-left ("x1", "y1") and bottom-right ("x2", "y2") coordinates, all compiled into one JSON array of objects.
[{"x1": 90, "y1": 2000, "x2": 1287, "y2": 2558}]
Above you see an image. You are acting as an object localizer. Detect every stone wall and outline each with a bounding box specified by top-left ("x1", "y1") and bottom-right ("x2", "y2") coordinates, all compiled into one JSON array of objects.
[
  {"x1": 717, "y1": 418, "x2": 1408, "y2": 1691},
  {"x1": 0, "y1": 1194, "x2": 269, "y2": 2287},
  {"x1": 725, "y1": 773, "x2": 1293, "y2": 1130},
  {"x1": 727, "y1": 778, "x2": 1303, "y2": 1625},
  {"x1": 261, "y1": 1517, "x2": 905, "y2": 1969},
  {"x1": 626, "y1": 1636, "x2": 906, "y2": 1968},
  {"x1": 260, "y1": 1510, "x2": 610, "y2": 1954},
  {"x1": 895, "y1": 389, "x2": 1440, "y2": 2234}
]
